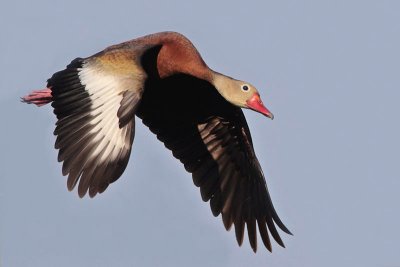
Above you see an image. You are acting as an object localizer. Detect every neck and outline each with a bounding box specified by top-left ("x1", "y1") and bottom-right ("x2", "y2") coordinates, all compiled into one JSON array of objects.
[
  {"x1": 210, "y1": 71, "x2": 233, "y2": 100},
  {"x1": 141, "y1": 32, "x2": 212, "y2": 80}
]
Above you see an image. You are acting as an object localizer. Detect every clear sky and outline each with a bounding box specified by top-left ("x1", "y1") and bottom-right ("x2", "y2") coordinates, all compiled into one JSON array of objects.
[{"x1": 1, "y1": 0, "x2": 400, "y2": 266}]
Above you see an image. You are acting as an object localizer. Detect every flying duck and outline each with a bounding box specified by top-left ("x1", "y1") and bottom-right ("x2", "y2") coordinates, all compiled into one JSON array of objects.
[{"x1": 22, "y1": 31, "x2": 291, "y2": 252}]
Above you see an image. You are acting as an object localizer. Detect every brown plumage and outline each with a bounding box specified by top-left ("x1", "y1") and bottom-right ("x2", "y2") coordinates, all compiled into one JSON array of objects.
[{"x1": 22, "y1": 31, "x2": 291, "y2": 252}]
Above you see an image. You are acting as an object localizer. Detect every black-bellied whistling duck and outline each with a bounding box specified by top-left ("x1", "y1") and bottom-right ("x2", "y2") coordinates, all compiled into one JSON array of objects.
[{"x1": 22, "y1": 31, "x2": 291, "y2": 252}]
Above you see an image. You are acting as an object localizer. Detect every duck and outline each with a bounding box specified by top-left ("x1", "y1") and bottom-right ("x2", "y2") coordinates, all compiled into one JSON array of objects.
[{"x1": 22, "y1": 31, "x2": 291, "y2": 252}]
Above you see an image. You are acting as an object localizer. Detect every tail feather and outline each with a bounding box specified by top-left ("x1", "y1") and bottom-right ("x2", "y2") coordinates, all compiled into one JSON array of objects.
[{"x1": 21, "y1": 88, "x2": 53, "y2": 106}]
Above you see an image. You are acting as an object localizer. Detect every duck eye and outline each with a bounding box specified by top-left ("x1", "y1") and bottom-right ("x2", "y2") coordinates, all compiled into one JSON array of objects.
[{"x1": 241, "y1": 85, "x2": 249, "y2": 92}]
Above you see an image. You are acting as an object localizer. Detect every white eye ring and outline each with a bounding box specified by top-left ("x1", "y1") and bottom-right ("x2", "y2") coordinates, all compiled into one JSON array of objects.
[{"x1": 241, "y1": 84, "x2": 250, "y2": 92}]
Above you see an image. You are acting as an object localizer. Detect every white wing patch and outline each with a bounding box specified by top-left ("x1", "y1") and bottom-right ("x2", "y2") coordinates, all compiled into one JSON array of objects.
[{"x1": 79, "y1": 65, "x2": 128, "y2": 155}]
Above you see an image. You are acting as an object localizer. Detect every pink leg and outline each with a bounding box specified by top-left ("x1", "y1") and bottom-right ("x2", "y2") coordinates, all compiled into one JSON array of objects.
[{"x1": 21, "y1": 88, "x2": 53, "y2": 107}]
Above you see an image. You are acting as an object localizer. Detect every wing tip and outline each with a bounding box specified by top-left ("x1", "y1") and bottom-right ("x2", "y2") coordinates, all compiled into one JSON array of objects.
[
  {"x1": 78, "y1": 190, "x2": 86, "y2": 198},
  {"x1": 275, "y1": 219, "x2": 293, "y2": 236}
]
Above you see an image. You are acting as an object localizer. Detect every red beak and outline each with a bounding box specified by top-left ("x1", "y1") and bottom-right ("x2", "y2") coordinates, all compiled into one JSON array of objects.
[{"x1": 246, "y1": 93, "x2": 274, "y2": 119}]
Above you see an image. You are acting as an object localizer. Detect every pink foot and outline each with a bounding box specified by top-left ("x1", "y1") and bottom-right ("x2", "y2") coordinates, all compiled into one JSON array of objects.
[{"x1": 21, "y1": 88, "x2": 53, "y2": 106}]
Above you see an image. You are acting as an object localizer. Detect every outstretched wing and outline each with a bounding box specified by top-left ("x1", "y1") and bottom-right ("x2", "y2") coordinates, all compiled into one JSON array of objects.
[
  {"x1": 49, "y1": 55, "x2": 144, "y2": 197},
  {"x1": 137, "y1": 74, "x2": 291, "y2": 252}
]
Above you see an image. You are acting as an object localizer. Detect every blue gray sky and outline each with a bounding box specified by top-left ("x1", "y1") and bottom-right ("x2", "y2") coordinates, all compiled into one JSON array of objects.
[{"x1": 1, "y1": 0, "x2": 400, "y2": 266}]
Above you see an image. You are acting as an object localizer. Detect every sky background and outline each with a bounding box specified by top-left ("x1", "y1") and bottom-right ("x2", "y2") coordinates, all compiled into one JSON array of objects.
[{"x1": 1, "y1": 0, "x2": 400, "y2": 266}]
